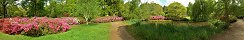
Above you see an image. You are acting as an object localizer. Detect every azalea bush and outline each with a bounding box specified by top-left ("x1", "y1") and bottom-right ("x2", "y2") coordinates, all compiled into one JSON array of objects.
[
  {"x1": 93, "y1": 16, "x2": 123, "y2": 23},
  {"x1": 149, "y1": 16, "x2": 165, "y2": 20},
  {"x1": 0, "y1": 17, "x2": 79, "y2": 37},
  {"x1": 0, "y1": 19, "x2": 3, "y2": 30}
]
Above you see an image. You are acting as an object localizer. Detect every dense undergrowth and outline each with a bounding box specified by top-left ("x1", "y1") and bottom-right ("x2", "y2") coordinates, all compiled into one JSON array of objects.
[{"x1": 126, "y1": 20, "x2": 228, "y2": 40}]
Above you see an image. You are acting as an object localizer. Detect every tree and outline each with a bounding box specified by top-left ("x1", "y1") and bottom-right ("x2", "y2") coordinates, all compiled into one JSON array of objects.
[
  {"x1": 72, "y1": 0, "x2": 102, "y2": 24},
  {"x1": 121, "y1": 0, "x2": 141, "y2": 20},
  {"x1": 139, "y1": 3, "x2": 165, "y2": 19},
  {"x1": 191, "y1": 0, "x2": 215, "y2": 22},
  {"x1": 15, "y1": 0, "x2": 48, "y2": 17},
  {"x1": 163, "y1": 6, "x2": 168, "y2": 14},
  {"x1": 18, "y1": 0, "x2": 32, "y2": 17},
  {"x1": 0, "y1": 5, "x2": 2, "y2": 18},
  {"x1": 167, "y1": 2, "x2": 187, "y2": 20},
  {"x1": 99, "y1": 0, "x2": 124, "y2": 16},
  {"x1": 235, "y1": 0, "x2": 244, "y2": 18},
  {"x1": 64, "y1": 0, "x2": 77, "y2": 17},
  {"x1": 187, "y1": 2, "x2": 193, "y2": 16},
  {"x1": 26, "y1": 0, "x2": 47, "y2": 17},
  {"x1": 7, "y1": 2, "x2": 25, "y2": 17},
  {"x1": 45, "y1": 0, "x2": 68, "y2": 18},
  {"x1": 214, "y1": 0, "x2": 240, "y2": 22},
  {"x1": 0, "y1": 0, "x2": 15, "y2": 18}
]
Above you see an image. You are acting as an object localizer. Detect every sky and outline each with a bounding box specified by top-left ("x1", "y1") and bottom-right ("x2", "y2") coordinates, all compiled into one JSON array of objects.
[{"x1": 125, "y1": 0, "x2": 195, "y2": 7}]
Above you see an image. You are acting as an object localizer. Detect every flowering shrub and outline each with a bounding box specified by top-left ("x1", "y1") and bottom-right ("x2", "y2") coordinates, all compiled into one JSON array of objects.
[
  {"x1": 1, "y1": 19, "x2": 13, "y2": 34},
  {"x1": 93, "y1": 16, "x2": 123, "y2": 23},
  {"x1": 149, "y1": 16, "x2": 165, "y2": 20},
  {"x1": 0, "y1": 17, "x2": 79, "y2": 36},
  {"x1": 0, "y1": 19, "x2": 3, "y2": 30}
]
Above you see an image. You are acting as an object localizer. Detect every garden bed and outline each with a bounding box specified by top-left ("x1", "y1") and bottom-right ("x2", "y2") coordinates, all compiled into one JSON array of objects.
[
  {"x1": 0, "y1": 17, "x2": 79, "y2": 37},
  {"x1": 92, "y1": 16, "x2": 123, "y2": 23}
]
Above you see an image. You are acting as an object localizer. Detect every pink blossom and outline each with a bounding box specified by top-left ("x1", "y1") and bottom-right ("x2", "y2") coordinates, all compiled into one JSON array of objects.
[
  {"x1": 149, "y1": 16, "x2": 165, "y2": 20},
  {"x1": 48, "y1": 22, "x2": 55, "y2": 29},
  {"x1": 33, "y1": 22, "x2": 39, "y2": 30},
  {"x1": 0, "y1": 17, "x2": 76, "y2": 35}
]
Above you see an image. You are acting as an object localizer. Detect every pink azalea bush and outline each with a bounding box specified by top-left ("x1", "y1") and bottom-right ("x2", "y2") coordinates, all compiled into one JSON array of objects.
[
  {"x1": 149, "y1": 16, "x2": 165, "y2": 20},
  {"x1": 0, "y1": 17, "x2": 79, "y2": 36},
  {"x1": 93, "y1": 16, "x2": 123, "y2": 23},
  {"x1": 0, "y1": 19, "x2": 3, "y2": 30}
]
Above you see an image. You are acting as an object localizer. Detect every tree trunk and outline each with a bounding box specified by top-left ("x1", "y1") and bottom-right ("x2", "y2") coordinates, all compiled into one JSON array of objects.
[
  {"x1": 84, "y1": 16, "x2": 89, "y2": 25},
  {"x1": 34, "y1": 0, "x2": 37, "y2": 16},
  {"x1": 1, "y1": 1, "x2": 7, "y2": 18},
  {"x1": 3, "y1": 5, "x2": 7, "y2": 18}
]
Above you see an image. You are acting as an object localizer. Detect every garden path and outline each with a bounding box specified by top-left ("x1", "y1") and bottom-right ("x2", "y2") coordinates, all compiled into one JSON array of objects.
[
  {"x1": 211, "y1": 19, "x2": 244, "y2": 40},
  {"x1": 110, "y1": 21, "x2": 135, "y2": 40}
]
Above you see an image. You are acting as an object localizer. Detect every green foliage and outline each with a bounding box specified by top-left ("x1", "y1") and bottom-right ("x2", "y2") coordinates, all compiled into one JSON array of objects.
[
  {"x1": 121, "y1": 0, "x2": 141, "y2": 20},
  {"x1": 167, "y1": 2, "x2": 187, "y2": 20},
  {"x1": 191, "y1": 0, "x2": 215, "y2": 22},
  {"x1": 0, "y1": 0, "x2": 15, "y2": 18},
  {"x1": 0, "y1": 0, "x2": 28, "y2": 17},
  {"x1": 7, "y1": 4, "x2": 25, "y2": 17},
  {"x1": 45, "y1": 0, "x2": 67, "y2": 18},
  {"x1": 26, "y1": 0, "x2": 48, "y2": 17},
  {"x1": 214, "y1": 0, "x2": 240, "y2": 22},
  {"x1": 235, "y1": 0, "x2": 244, "y2": 18},
  {"x1": 126, "y1": 22, "x2": 223, "y2": 40},
  {"x1": 71, "y1": 0, "x2": 102, "y2": 24},
  {"x1": 187, "y1": 2, "x2": 193, "y2": 16},
  {"x1": 99, "y1": 0, "x2": 125, "y2": 16},
  {"x1": 139, "y1": 3, "x2": 165, "y2": 19},
  {"x1": 0, "y1": 3, "x2": 2, "y2": 18},
  {"x1": 208, "y1": 19, "x2": 229, "y2": 30}
]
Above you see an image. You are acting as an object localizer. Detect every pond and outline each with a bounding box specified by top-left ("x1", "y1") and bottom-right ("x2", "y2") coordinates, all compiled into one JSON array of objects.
[{"x1": 124, "y1": 21, "x2": 223, "y2": 40}]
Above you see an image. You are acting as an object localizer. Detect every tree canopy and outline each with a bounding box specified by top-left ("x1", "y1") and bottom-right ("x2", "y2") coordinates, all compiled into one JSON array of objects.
[
  {"x1": 139, "y1": 3, "x2": 165, "y2": 19},
  {"x1": 191, "y1": 0, "x2": 215, "y2": 22},
  {"x1": 167, "y1": 2, "x2": 187, "y2": 20},
  {"x1": 0, "y1": 0, "x2": 244, "y2": 23}
]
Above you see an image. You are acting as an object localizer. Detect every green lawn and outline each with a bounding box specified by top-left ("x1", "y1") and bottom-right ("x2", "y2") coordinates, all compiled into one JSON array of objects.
[{"x1": 0, "y1": 23, "x2": 111, "y2": 40}]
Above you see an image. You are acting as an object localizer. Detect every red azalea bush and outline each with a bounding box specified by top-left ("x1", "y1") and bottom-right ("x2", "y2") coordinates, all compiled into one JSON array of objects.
[
  {"x1": 0, "y1": 17, "x2": 79, "y2": 36},
  {"x1": 149, "y1": 16, "x2": 165, "y2": 20},
  {"x1": 93, "y1": 16, "x2": 123, "y2": 23},
  {"x1": 0, "y1": 19, "x2": 3, "y2": 30}
]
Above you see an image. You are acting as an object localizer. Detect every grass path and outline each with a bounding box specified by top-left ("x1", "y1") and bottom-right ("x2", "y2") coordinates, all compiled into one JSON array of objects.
[
  {"x1": 0, "y1": 23, "x2": 110, "y2": 40},
  {"x1": 110, "y1": 21, "x2": 135, "y2": 40},
  {"x1": 211, "y1": 19, "x2": 244, "y2": 40}
]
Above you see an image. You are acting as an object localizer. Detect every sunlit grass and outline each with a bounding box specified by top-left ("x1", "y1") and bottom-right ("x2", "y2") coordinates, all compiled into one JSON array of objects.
[{"x1": 0, "y1": 23, "x2": 110, "y2": 40}]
